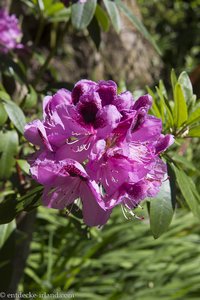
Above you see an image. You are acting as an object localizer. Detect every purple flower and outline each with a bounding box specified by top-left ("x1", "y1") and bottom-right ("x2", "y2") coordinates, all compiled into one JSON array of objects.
[
  {"x1": 30, "y1": 151, "x2": 110, "y2": 226},
  {"x1": 0, "y1": 9, "x2": 23, "y2": 53},
  {"x1": 25, "y1": 79, "x2": 174, "y2": 226}
]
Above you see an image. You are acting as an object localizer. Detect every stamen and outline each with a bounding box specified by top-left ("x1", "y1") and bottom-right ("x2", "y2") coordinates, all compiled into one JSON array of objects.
[{"x1": 66, "y1": 138, "x2": 79, "y2": 145}]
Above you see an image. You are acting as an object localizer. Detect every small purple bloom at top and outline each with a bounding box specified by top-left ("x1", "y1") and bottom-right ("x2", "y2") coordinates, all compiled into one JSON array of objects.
[
  {"x1": 0, "y1": 9, "x2": 23, "y2": 53},
  {"x1": 25, "y1": 79, "x2": 174, "y2": 226}
]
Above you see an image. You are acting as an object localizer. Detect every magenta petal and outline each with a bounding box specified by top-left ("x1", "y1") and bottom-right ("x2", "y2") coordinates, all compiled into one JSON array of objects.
[
  {"x1": 95, "y1": 105, "x2": 122, "y2": 138},
  {"x1": 97, "y1": 80, "x2": 117, "y2": 106},
  {"x1": 30, "y1": 154, "x2": 66, "y2": 186},
  {"x1": 72, "y1": 79, "x2": 97, "y2": 104},
  {"x1": 155, "y1": 134, "x2": 174, "y2": 154},
  {"x1": 24, "y1": 120, "x2": 53, "y2": 151},
  {"x1": 132, "y1": 94, "x2": 152, "y2": 112},
  {"x1": 56, "y1": 104, "x2": 91, "y2": 136},
  {"x1": 43, "y1": 178, "x2": 80, "y2": 209},
  {"x1": 112, "y1": 91, "x2": 133, "y2": 111},
  {"x1": 130, "y1": 116, "x2": 162, "y2": 143},
  {"x1": 77, "y1": 92, "x2": 102, "y2": 124},
  {"x1": 81, "y1": 180, "x2": 111, "y2": 226},
  {"x1": 56, "y1": 134, "x2": 95, "y2": 163},
  {"x1": 43, "y1": 89, "x2": 72, "y2": 117}
]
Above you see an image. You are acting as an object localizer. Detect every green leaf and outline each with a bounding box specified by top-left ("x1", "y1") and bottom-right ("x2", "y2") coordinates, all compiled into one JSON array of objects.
[
  {"x1": 71, "y1": 0, "x2": 97, "y2": 30},
  {"x1": 156, "y1": 85, "x2": 174, "y2": 128},
  {"x1": 0, "y1": 131, "x2": 18, "y2": 179},
  {"x1": 115, "y1": 0, "x2": 161, "y2": 55},
  {"x1": 95, "y1": 4, "x2": 110, "y2": 32},
  {"x1": 23, "y1": 85, "x2": 37, "y2": 109},
  {"x1": 48, "y1": 7, "x2": 70, "y2": 23},
  {"x1": 0, "y1": 103, "x2": 8, "y2": 126},
  {"x1": 45, "y1": 3, "x2": 65, "y2": 16},
  {"x1": 170, "y1": 69, "x2": 177, "y2": 91},
  {"x1": 2, "y1": 99, "x2": 26, "y2": 134},
  {"x1": 178, "y1": 71, "x2": 193, "y2": 104},
  {"x1": 159, "y1": 80, "x2": 167, "y2": 99},
  {"x1": 173, "y1": 83, "x2": 188, "y2": 128},
  {"x1": 188, "y1": 125, "x2": 200, "y2": 137},
  {"x1": 88, "y1": 17, "x2": 101, "y2": 49},
  {"x1": 17, "y1": 159, "x2": 30, "y2": 175},
  {"x1": 103, "y1": 0, "x2": 121, "y2": 33},
  {"x1": 187, "y1": 106, "x2": 200, "y2": 125},
  {"x1": 172, "y1": 165, "x2": 200, "y2": 219},
  {"x1": 170, "y1": 153, "x2": 197, "y2": 172},
  {"x1": 0, "y1": 220, "x2": 16, "y2": 249},
  {"x1": 0, "y1": 186, "x2": 43, "y2": 224},
  {"x1": 147, "y1": 86, "x2": 162, "y2": 119},
  {"x1": 0, "y1": 91, "x2": 10, "y2": 101},
  {"x1": 150, "y1": 180, "x2": 174, "y2": 239}
]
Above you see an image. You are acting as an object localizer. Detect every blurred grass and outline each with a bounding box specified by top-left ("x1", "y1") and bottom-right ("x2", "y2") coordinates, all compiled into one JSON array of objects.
[{"x1": 20, "y1": 205, "x2": 200, "y2": 300}]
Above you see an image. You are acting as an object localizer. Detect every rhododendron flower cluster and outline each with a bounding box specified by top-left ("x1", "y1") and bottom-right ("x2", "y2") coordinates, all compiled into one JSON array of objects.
[
  {"x1": 0, "y1": 9, "x2": 22, "y2": 53},
  {"x1": 25, "y1": 80, "x2": 174, "y2": 226}
]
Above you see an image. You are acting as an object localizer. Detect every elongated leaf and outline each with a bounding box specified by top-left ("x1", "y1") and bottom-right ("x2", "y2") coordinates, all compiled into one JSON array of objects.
[
  {"x1": 188, "y1": 125, "x2": 200, "y2": 137},
  {"x1": 173, "y1": 83, "x2": 188, "y2": 128},
  {"x1": 71, "y1": 0, "x2": 97, "y2": 30},
  {"x1": 150, "y1": 180, "x2": 174, "y2": 239},
  {"x1": 88, "y1": 16, "x2": 101, "y2": 49},
  {"x1": 171, "y1": 153, "x2": 197, "y2": 172},
  {"x1": 23, "y1": 85, "x2": 37, "y2": 109},
  {"x1": 0, "y1": 186, "x2": 43, "y2": 224},
  {"x1": 0, "y1": 90, "x2": 10, "y2": 101},
  {"x1": 0, "y1": 220, "x2": 16, "y2": 249},
  {"x1": 147, "y1": 87, "x2": 162, "y2": 119},
  {"x1": 0, "y1": 131, "x2": 18, "y2": 179},
  {"x1": 170, "y1": 69, "x2": 177, "y2": 91},
  {"x1": 172, "y1": 165, "x2": 200, "y2": 218},
  {"x1": 187, "y1": 106, "x2": 200, "y2": 125},
  {"x1": 103, "y1": 0, "x2": 121, "y2": 33},
  {"x1": 17, "y1": 159, "x2": 30, "y2": 174},
  {"x1": 156, "y1": 86, "x2": 174, "y2": 128},
  {"x1": 95, "y1": 4, "x2": 110, "y2": 32},
  {"x1": 2, "y1": 99, "x2": 26, "y2": 134},
  {"x1": 115, "y1": 0, "x2": 161, "y2": 55},
  {"x1": 0, "y1": 103, "x2": 8, "y2": 125},
  {"x1": 178, "y1": 71, "x2": 193, "y2": 104}
]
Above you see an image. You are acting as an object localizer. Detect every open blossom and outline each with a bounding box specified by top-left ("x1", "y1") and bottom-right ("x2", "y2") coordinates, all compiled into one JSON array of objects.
[
  {"x1": 0, "y1": 9, "x2": 23, "y2": 53},
  {"x1": 25, "y1": 79, "x2": 174, "y2": 226}
]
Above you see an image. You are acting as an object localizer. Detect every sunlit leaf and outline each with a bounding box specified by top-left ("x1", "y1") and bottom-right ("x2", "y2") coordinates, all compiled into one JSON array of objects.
[
  {"x1": 0, "y1": 220, "x2": 16, "y2": 249},
  {"x1": 17, "y1": 159, "x2": 30, "y2": 175},
  {"x1": 0, "y1": 131, "x2": 18, "y2": 180},
  {"x1": 2, "y1": 99, "x2": 26, "y2": 134},
  {"x1": 95, "y1": 4, "x2": 110, "y2": 32},
  {"x1": 0, "y1": 186, "x2": 43, "y2": 224},
  {"x1": 187, "y1": 106, "x2": 200, "y2": 125},
  {"x1": 173, "y1": 83, "x2": 188, "y2": 128},
  {"x1": 71, "y1": 0, "x2": 97, "y2": 30},
  {"x1": 172, "y1": 164, "x2": 200, "y2": 219},
  {"x1": 188, "y1": 125, "x2": 200, "y2": 137},
  {"x1": 103, "y1": 0, "x2": 121, "y2": 33},
  {"x1": 23, "y1": 85, "x2": 37, "y2": 109},
  {"x1": 150, "y1": 180, "x2": 174, "y2": 239},
  {"x1": 178, "y1": 71, "x2": 193, "y2": 104},
  {"x1": 115, "y1": 0, "x2": 161, "y2": 55},
  {"x1": 170, "y1": 68, "x2": 177, "y2": 91},
  {"x1": 0, "y1": 103, "x2": 8, "y2": 125}
]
